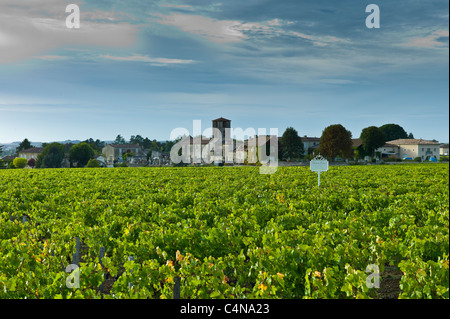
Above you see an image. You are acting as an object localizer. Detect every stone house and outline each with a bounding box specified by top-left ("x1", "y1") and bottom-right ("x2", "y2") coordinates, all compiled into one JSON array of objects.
[
  {"x1": 376, "y1": 139, "x2": 441, "y2": 160},
  {"x1": 18, "y1": 147, "x2": 44, "y2": 161}
]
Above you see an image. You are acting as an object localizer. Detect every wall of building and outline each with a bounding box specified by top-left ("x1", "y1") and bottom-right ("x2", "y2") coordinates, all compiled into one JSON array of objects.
[
  {"x1": 417, "y1": 144, "x2": 440, "y2": 160},
  {"x1": 397, "y1": 144, "x2": 440, "y2": 160},
  {"x1": 18, "y1": 152, "x2": 40, "y2": 160}
]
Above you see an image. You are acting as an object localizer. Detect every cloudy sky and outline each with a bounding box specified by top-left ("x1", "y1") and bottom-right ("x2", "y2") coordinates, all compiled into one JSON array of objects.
[{"x1": 0, "y1": 0, "x2": 448, "y2": 143}]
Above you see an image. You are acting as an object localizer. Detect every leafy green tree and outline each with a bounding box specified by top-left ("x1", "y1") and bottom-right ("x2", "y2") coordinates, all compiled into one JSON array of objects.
[
  {"x1": 407, "y1": 132, "x2": 415, "y2": 139},
  {"x1": 319, "y1": 124, "x2": 353, "y2": 160},
  {"x1": 81, "y1": 138, "x2": 105, "y2": 154},
  {"x1": 122, "y1": 151, "x2": 135, "y2": 161},
  {"x1": 16, "y1": 138, "x2": 33, "y2": 154},
  {"x1": 164, "y1": 140, "x2": 176, "y2": 153},
  {"x1": 360, "y1": 126, "x2": 387, "y2": 157},
  {"x1": 13, "y1": 158, "x2": 27, "y2": 169},
  {"x1": 86, "y1": 158, "x2": 101, "y2": 168},
  {"x1": 379, "y1": 124, "x2": 408, "y2": 141},
  {"x1": 151, "y1": 140, "x2": 160, "y2": 151},
  {"x1": 130, "y1": 135, "x2": 144, "y2": 146},
  {"x1": 280, "y1": 127, "x2": 304, "y2": 160},
  {"x1": 69, "y1": 143, "x2": 95, "y2": 167},
  {"x1": 36, "y1": 143, "x2": 65, "y2": 168},
  {"x1": 114, "y1": 135, "x2": 126, "y2": 144},
  {"x1": 142, "y1": 137, "x2": 152, "y2": 149}
]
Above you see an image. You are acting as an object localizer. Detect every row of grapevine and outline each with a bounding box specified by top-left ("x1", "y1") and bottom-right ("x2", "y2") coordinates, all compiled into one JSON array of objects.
[{"x1": 0, "y1": 164, "x2": 448, "y2": 298}]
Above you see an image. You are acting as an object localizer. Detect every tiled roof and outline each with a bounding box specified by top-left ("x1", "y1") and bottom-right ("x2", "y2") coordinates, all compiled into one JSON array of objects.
[
  {"x1": 1, "y1": 155, "x2": 16, "y2": 160},
  {"x1": 301, "y1": 137, "x2": 321, "y2": 142},
  {"x1": 109, "y1": 144, "x2": 141, "y2": 148},
  {"x1": 387, "y1": 139, "x2": 440, "y2": 145},
  {"x1": 380, "y1": 143, "x2": 398, "y2": 148},
  {"x1": 352, "y1": 138, "x2": 363, "y2": 148},
  {"x1": 19, "y1": 147, "x2": 44, "y2": 154}
]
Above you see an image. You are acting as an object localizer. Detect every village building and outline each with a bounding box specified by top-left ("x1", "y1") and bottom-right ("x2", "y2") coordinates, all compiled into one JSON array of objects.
[
  {"x1": 376, "y1": 139, "x2": 441, "y2": 161},
  {"x1": 440, "y1": 144, "x2": 449, "y2": 156},
  {"x1": 18, "y1": 147, "x2": 44, "y2": 160},
  {"x1": 301, "y1": 136, "x2": 321, "y2": 155},
  {"x1": 376, "y1": 143, "x2": 399, "y2": 158},
  {"x1": 102, "y1": 144, "x2": 146, "y2": 164}
]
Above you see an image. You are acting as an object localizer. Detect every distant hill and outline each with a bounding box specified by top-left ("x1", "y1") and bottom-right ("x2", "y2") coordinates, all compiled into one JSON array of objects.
[{"x1": 56, "y1": 140, "x2": 82, "y2": 145}]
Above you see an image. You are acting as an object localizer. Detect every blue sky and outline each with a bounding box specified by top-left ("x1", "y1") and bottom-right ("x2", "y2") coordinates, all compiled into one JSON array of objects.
[{"x1": 0, "y1": 0, "x2": 448, "y2": 143}]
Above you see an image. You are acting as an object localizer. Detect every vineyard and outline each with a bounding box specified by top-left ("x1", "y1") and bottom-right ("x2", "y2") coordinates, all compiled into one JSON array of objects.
[{"x1": 0, "y1": 164, "x2": 448, "y2": 299}]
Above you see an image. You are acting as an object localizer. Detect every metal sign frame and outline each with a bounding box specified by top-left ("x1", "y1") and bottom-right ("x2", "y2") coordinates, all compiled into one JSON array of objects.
[{"x1": 310, "y1": 154, "x2": 329, "y2": 187}]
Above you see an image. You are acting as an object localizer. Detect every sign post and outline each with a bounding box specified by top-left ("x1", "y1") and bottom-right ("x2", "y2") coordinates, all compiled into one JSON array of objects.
[{"x1": 310, "y1": 154, "x2": 329, "y2": 187}]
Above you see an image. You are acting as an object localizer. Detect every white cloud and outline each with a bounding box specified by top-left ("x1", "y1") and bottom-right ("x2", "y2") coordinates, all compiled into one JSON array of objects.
[
  {"x1": 34, "y1": 55, "x2": 69, "y2": 61},
  {"x1": 151, "y1": 12, "x2": 349, "y2": 46},
  {"x1": 0, "y1": 3, "x2": 138, "y2": 63},
  {"x1": 402, "y1": 30, "x2": 449, "y2": 48},
  {"x1": 100, "y1": 54, "x2": 195, "y2": 66},
  {"x1": 289, "y1": 31, "x2": 350, "y2": 46},
  {"x1": 159, "y1": 4, "x2": 195, "y2": 10},
  {"x1": 152, "y1": 13, "x2": 246, "y2": 43}
]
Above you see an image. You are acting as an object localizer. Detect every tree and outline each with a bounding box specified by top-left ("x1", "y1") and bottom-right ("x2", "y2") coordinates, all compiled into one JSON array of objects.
[
  {"x1": 16, "y1": 138, "x2": 33, "y2": 154},
  {"x1": 130, "y1": 135, "x2": 144, "y2": 146},
  {"x1": 164, "y1": 140, "x2": 177, "y2": 153},
  {"x1": 28, "y1": 158, "x2": 36, "y2": 168},
  {"x1": 280, "y1": 127, "x2": 304, "y2": 160},
  {"x1": 360, "y1": 126, "x2": 387, "y2": 157},
  {"x1": 122, "y1": 151, "x2": 135, "y2": 161},
  {"x1": 64, "y1": 143, "x2": 75, "y2": 155},
  {"x1": 407, "y1": 132, "x2": 415, "y2": 139},
  {"x1": 379, "y1": 124, "x2": 408, "y2": 141},
  {"x1": 114, "y1": 135, "x2": 126, "y2": 144},
  {"x1": 86, "y1": 158, "x2": 101, "y2": 168},
  {"x1": 151, "y1": 140, "x2": 160, "y2": 151},
  {"x1": 82, "y1": 138, "x2": 105, "y2": 154},
  {"x1": 69, "y1": 143, "x2": 95, "y2": 167},
  {"x1": 36, "y1": 143, "x2": 65, "y2": 168},
  {"x1": 13, "y1": 158, "x2": 28, "y2": 169},
  {"x1": 319, "y1": 124, "x2": 353, "y2": 160},
  {"x1": 0, "y1": 145, "x2": 3, "y2": 157},
  {"x1": 142, "y1": 137, "x2": 152, "y2": 150}
]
